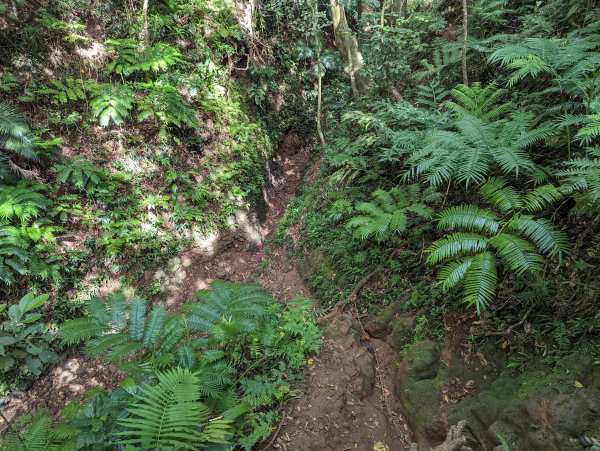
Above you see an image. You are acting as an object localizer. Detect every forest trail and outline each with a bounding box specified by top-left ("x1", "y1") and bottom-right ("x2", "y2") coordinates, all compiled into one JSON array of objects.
[{"x1": 1, "y1": 134, "x2": 410, "y2": 450}]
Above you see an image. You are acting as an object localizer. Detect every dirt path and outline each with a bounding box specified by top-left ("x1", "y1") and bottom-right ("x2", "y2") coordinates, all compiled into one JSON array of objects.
[
  {"x1": 268, "y1": 312, "x2": 410, "y2": 451},
  {"x1": 1, "y1": 133, "x2": 412, "y2": 450}
]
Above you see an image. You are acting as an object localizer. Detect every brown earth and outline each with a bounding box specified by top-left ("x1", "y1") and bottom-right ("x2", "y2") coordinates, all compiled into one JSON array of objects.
[{"x1": 271, "y1": 314, "x2": 411, "y2": 451}]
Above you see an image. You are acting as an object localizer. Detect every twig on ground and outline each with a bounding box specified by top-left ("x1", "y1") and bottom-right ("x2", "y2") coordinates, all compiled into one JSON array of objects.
[
  {"x1": 484, "y1": 305, "x2": 534, "y2": 337},
  {"x1": 261, "y1": 410, "x2": 287, "y2": 451},
  {"x1": 318, "y1": 247, "x2": 400, "y2": 321}
]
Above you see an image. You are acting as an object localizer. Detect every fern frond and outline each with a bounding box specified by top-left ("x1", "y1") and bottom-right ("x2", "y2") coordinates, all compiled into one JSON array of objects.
[
  {"x1": 426, "y1": 233, "x2": 489, "y2": 264},
  {"x1": 129, "y1": 298, "x2": 147, "y2": 341},
  {"x1": 437, "y1": 258, "x2": 473, "y2": 291},
  {"x1": 479, "y1": 177, "x2": 523, "y2": 213},
  {"x1": 115, "y1": 367, "x2": 231, "y2": 449},
  {"x1": 488, "y1": 233, "x2": 544, "y2": 275},
  {"x1": 505, "y1": 216, "x2": 567, "y2": 258},
  {"x1": 522, "y1": 184, "x2": 563, "y2": 211},
  {"x1": 437, "y1": 205, "x2": 500, "y2": 234},
  {"x1": 462, "y1": 252, "x2": 497, "y2": 313}
]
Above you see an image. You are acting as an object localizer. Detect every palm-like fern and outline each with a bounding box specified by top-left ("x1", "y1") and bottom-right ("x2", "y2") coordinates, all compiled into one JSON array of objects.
[
  {"x1": 52, "y1": 156, "x2": 108, "y2": 192},
  {"x1": 137, "y1": 81, "x2": 198, "y2": 136},
  {"x1": 0, "y1": 181, "x2": 61, "y2": 284},
  {"x1": 115, "y1": 367, "x2": 231, "y2": 449},
  {"x1": 347, "y1": 185, "x2": 433, "y2": 242},
  {"x1": 406, "y1": 84, "x2": 552, "y2": 187},
  {"x1": 0, "y1": 102, "x2": 37, "y2": 180},
  {"x1": 107, "y1": 39, "x2": 183, "y2": 76},
  {"x1": 428, "y1": 178, "x2": 567, "y2": 312},
  {"x1": 489, "y1": 31, "x2": 600, "y2": 90},
  {"x1": 185, "y1": 280, "x2": 271, "y2": 344},
  {"x1": 90, "y1": 83, "x2": 135, "y2": 127},
  {"x1": 557, "y1": 147, "x2": 600, "y2": 211},
  {"x1": 0, "y1": 411, "x2": 61, "y2": 451},
  {"x1": 60, "y1": 281, "x2": 272, "y2": 367}
]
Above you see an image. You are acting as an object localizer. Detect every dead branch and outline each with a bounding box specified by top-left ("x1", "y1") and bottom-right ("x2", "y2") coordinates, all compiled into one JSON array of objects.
[{"x1": 318, "y1": 246, "x2": 400, "y2": 321}]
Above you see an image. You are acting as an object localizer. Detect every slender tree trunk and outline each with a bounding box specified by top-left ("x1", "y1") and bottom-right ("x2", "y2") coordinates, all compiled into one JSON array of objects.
[
  {"x1": 461, "y1": 0, "x2": 469, "y2": 85},
  {"x1": 329, "y1": 0, "x2": 370, "y2": 97},
  {"x1": 312, "y1": 0, "x2": 325, "y2": 146},
  {"x1": 392, "y1": 0, "x2": 407, "y2": 19},
  {"x1": 317, "y1": 73, "x2": 325, "y2": 145},
  {"x1": 141, "y1": 0, "x2": 149, "y2": 45}
]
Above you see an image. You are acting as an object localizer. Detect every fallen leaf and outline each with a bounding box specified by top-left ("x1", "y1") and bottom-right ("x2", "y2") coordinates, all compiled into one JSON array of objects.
[
  {"x1": 443, "y1": 394, "x2": 449, "y2": 403},
  {"x1": 575, "y1": 381, "x2": 584, "y2": 388},
  {"x1": 307, "y1": 358, "x2": 314, "y2": 365},
  {"x1": 501, "y1": 340, "x2": 508, "y2": 349}
]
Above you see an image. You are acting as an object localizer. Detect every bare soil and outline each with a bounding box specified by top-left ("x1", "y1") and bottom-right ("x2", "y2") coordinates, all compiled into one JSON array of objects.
[{"x1": 271, "y1": 316, "x2": 411, "y2": 451}]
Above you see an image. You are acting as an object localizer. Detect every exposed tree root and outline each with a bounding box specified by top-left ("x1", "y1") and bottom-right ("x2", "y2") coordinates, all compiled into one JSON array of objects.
[
  {"x1": 318, "y1": 246, "x2": 400, "y2": 321},
  {"x1": 485, "y1": 305, "x2": 534, "y2": 337},
  {"x1": 260, "y1": 410, "x2": 287, "y2": 450}
]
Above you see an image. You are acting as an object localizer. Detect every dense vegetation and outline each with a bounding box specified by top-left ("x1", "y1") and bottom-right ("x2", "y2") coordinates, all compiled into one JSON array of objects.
[{"x1": 0, "y1": 0, "x2": 599, "y2": 449}]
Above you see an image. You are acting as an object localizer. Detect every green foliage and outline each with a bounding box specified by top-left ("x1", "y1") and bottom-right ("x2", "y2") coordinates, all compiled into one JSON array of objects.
[
  {"x1": 0, "y1": 181, "x2": 61, "y2": 285},
  {"x1": 0, "y1": 410, "x2": 62, "y2": 451},
  {"x1": 558, "y1": 147, "x2": 600, "y2": 211},
  {"x1": 137, "y1": 81, "x2": 199, "y2": 135},
  {"x1": 116, "y1": 367, "x2": 232, "y2": 449},
  {"x1": 45, "y1": 282, "x2": 320, "y2": 449},
  {"x1": 348, "y1": 185, "x2": 433, "y2": 241},
  {"x1": 90, "y1": 83, "x2": 135, "y2": 127},
  {"x1": 0, "y1": 292, "x2": 58, "y2": 377},
  {"x1": 0, "y1": 102, "x2": 37, "y2": 179},
  {"x1": 489, "y1": 29, "x2": 600, "y2": 90},
  {"x1": 406, "y1": 83, "x2": 551, "y2": 187},
  {"x1": 428, "y1": 179, "x2": 567, "y2": 312},
  {"x1": 37, "y1": 78, "x2": 95, "y2": 105},
  {"x1": 107, "y1": 39, "x2": 183, "y2": 76},
  {"x1": 52, "y1": 156, "x2": 108, "y2": 193}
]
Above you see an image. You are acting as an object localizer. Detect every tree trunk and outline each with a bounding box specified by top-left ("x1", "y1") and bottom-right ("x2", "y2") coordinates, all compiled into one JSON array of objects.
[
  {"x1": 317, "y1": 72, "x2": 325, "y2": 145},
  {"x1": 329, "y1": 0, "x2": 370, "y2": 97},
  {"x1": 392, "y1": 0, "x2": 407, "y2": 19},
  {"x1": 141, "y1": 0, "x2": 149, "y2": 45},
  {"x1": 461, "y1": 0, "x2": 469, "y2": 85}
]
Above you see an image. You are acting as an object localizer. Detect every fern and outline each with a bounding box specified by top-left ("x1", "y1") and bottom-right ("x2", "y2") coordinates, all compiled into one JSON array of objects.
[
  {"x1": 427, "y1": 184, "x2": 567, "y2": 312},
  {"x1": 137, "y1": 81, "x2": 198, "y2": 136},
  {"x1": 187, "y1": 281, "x2": 271, "y2": 343},
  {"x1": 0, "y1": 102, "x2": 38, "y2": 179},
  {"x1": 107, "y1": 39, "x2": 183, "y2": 76},
  {"x1": 90, "y1": 83, "x2": 135, "y2": 127},
  {"x1": 348, "y1": 185, "x2": 433, "y2": 242},
  {"x1": 0, "y1": 181, "x2": 60, "y2": 284},
  {"x1": 0, "y1": 411, "x2": 60, "y2": 450},
  {"x1": 406, "y1": 112, "x2": 544, "y2": 187},
  {"x1": 37, "y1": 77, "x2": 95, "y2": 105},
  {"x1": 115, "y1": 367, "x2": 231, "y2": 449},
  {"x1": 558, "y1": 113, "x2": 600, "y2": 145},
  {"x1": 489, "y1": 35, "x2": 600, "y2": 90},
  {"x1": 446, "y1": 83, "x2": 512, "y2": 122},
  {"x1": 557, "y1": 147, "x2": 600, "y2": 211},
  {"x1": 52, "y1": 156, "x2": 108, "y2": 192}
]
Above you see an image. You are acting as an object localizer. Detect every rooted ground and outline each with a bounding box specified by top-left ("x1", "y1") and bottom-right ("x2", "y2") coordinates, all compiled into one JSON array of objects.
[{"x1": 0, "y1": 135, "x2": 410, "y2": 450}]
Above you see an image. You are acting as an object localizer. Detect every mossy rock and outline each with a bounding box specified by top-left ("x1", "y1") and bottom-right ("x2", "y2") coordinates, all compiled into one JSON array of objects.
[
  {"x1": 386, "y1": 314, "x2": 418, "y2": 350},
  {"x1": 397, "y1": 340, "x2": 440, "y2": 383},
  {"x1": 363, "y1": 304, "x2": 399, "y2": 338}
]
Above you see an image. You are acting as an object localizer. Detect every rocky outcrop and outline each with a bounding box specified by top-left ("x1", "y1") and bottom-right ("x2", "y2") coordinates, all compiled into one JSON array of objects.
[{"x1": 393, "y1": 334, "x2": 600, "y2": 451}]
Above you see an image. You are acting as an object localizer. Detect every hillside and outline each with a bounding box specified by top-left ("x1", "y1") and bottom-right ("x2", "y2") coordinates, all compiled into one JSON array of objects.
[{"x1": 1, "y1": 0, "x2": 600, "y2": 450}]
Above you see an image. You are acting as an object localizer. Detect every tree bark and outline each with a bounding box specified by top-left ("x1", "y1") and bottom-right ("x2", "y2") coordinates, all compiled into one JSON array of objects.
[
  {"x1": 329, "y1": 0, "x2": 371, "y2": 97},
  {"x1": 141, "y1": 0, "x2": 149, "y2": 45},
  {"x1": 392, "y1": 0, "x2": 407, "y2": 20},
  {"x1": 461, "y1": 0, "x2": 469, "y2": 85}
]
